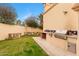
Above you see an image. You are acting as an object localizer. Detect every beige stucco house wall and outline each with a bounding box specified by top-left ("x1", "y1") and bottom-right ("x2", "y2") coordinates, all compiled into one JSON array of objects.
[
  {"x1": 43, "y1": 3, "x2": 78, "y2": 30},
  {"x1": 0, "y1": 23, "x2": 26, "y2": 40},
  {"x1": 43, "y1": 3, "x2": 79, "y2": 55}
]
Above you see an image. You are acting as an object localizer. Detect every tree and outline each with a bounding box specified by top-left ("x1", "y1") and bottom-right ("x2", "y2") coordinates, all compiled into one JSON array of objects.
[
  {"x1": 16, "y1": 20, "x2": 22, "y2": 25},
  {"x1": 38, "y1": 14, "x2": 43, "y2": 29},
  {"x1": 25, "y1": 16, "x2": 39, "y2": 28},
  {"x1": 0, "y1": 16, "x2": 4, "y2": 23},
  {"x1": 0, "y1": 4, "x2": 17, "y2": 25},
  {"x1": 21, "y1": 21, "x2": 26, "y2": 26}
]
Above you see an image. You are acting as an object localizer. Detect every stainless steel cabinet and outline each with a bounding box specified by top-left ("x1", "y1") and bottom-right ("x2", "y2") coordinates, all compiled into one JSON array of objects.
[{"x1": 68, "y1": 42, "x2": 76, "y2": 53}]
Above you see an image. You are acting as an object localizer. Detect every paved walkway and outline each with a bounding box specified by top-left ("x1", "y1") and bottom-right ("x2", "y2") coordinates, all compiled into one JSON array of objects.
[{"x1": 33, "y1": 37, "x2": 76, "y2": 56}]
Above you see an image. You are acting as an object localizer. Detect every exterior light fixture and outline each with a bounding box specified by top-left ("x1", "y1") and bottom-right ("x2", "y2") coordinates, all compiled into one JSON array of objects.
[{"x1": 63, "y1": 11, "x2": 68, "y2": 15}]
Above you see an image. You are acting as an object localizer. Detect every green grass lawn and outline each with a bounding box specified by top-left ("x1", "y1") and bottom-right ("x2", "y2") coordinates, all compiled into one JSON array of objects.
[{"x1": 0, "y1": 36, "x2": 48, "y2": 56}]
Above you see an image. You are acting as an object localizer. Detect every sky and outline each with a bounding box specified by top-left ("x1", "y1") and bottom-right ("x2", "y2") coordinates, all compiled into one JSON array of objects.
[{"x1": 10, "y1": 3, "x2": 44, "y2": 21}]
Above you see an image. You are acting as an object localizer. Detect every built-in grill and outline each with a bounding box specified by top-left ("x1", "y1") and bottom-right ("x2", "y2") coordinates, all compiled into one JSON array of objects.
[
  {"x1": 54, "y1": 30, "x2": 77, "y2": 40},
  {"x1": 54, "y1": 33, "x2": 67, "y2": 40},
  {"x1": 54, "y1": 31, "x2": 77, "y2": 54}
]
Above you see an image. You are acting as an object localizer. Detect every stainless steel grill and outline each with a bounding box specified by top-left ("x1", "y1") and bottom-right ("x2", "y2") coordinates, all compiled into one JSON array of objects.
[{"x1": 54, "y1": 33, "x2": 67, "y2": 40}]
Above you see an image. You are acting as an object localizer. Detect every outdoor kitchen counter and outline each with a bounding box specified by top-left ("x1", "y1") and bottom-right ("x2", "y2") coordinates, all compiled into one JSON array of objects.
[
  {"x1": 67, "y1": 35, "x2": 77, "y2": 39},
  {"x1": 67, "y1": 35, "x2": 77, "y2": 44}
]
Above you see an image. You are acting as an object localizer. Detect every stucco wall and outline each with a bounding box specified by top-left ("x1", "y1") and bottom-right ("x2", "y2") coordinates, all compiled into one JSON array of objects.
[
  {"x1": 77, "y1": 35, "x2": 79, "y2": 55},
  {"x1": 43, "y1": 3, "x2": 79, "y2": 54},
  {"x1": 26, "y1": 27, "x2": 42, "y2": 33},
  {"x1": 0, "y1": 23, "x2": 26, "y2": 40},
  {"x1": 43, "y1": 3, "x2": 78, "y2": 30}
]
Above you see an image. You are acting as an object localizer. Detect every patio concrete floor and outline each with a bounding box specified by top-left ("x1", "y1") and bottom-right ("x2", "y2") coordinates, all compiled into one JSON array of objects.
[{"x1": 33, "y1": 37, "x2": 76, "y2": 56}]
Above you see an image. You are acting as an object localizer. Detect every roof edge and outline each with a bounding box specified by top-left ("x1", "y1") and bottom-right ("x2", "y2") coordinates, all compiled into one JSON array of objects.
[{"x1": 43, "y1": 3, "x2": 58, "y2": 15}]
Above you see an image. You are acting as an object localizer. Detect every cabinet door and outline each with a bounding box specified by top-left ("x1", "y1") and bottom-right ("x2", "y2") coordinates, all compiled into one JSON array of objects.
[
  {"x1": 68, "y1": 42, "x2": 76, "y2": 53},
  {"x1": 41, "y1": 33, "x2": 46, "y2": 39}
]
